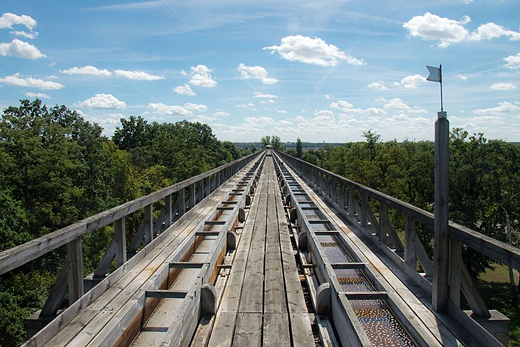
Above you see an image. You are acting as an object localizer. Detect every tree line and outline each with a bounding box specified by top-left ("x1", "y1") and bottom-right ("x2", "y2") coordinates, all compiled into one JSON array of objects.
[{"x1": 0, "y1": 99, "x2": 251, "y2": 346}]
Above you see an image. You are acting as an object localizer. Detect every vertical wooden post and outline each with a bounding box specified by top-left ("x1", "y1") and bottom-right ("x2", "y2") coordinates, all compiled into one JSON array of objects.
[
  {"x1": 67, "y1": 238, "x2": 84, "y2": 305},
  {"x1": 379, "y1": 203, "x2": 389, "y2": 245},
  {"x1": 178, "y1": 188, "x2": 186, "y2": 217},
  {"x1": 348, "y1": 186, "x2": 354, "y2": 218},
  {"x1": 404, "y1": 215, "x2": 417, "y2": 268},
  {"x1": 115, "y1": 217, "x2": 127, "y2": 267},
  {"x1": 165, "y1": 194, "x2": 172, "y2": 228},
  {"x1": 433, "y1": 111, "x2": 449, "y2": 312},
  {"x1": 144, "y1": 204, "x2": 154, "y2": 245},
  {"x1": 449, "y1": 239, "x2": 462, "y2": 307},
  {"x1": 360, "y1": 192, "x2": 368, "y2": 228},
  {"x1": 189, "y1": 184, "x2": 196, "y2": 209}
]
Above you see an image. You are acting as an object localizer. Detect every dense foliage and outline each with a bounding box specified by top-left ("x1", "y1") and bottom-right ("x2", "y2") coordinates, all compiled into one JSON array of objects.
[
  {"x1": 0, "y1": 100, "x2": 248, "y2": 346},
  {"x1": 295, "y1": 130, "x2": 520, "y2": 278}
]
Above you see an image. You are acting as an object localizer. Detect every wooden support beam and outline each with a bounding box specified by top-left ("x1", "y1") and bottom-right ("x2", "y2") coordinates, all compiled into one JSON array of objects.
[
  {"x1": 115, "y1": 217, "x2": 126, "y2": 268},
  {"x1": 433, "y1": 114, "x2": 450, "y2": 312},
  {"x1": 404, "y1": 216, "x2": 417, "y2": 268},
  {"x1": 165, "y1": 194, "x2": 173, "y2": 228},
  {"x1": 40, "y1": 260, "x2": 69, "y2": 317},
  {"x1": 344, "y1": 291, "x2": 388, "y2": 300},
  {"x1": 143, "y1": 203, "x2": 153, "y2": 245},
  {"x1": 178, "y1": 188, "x2": 186, "y2": 217},
  {"x1": 189, "y1": 184, "x2": 196, "y2": 209},
  {"x1": 379, "y1": 203, "x2": 389, "y2": 245},
  {"x1": 348, "y1": 186, "x2": 354, "y2": 218},
  {"x1": 145, "y1": 290, "x2": 188, "y2": 299},
  {"x1": 360, "y1": 192, "x2": 368, "y2": 228},
  {"x1": 67, "y1": 238, "x2": 84, "y2": 305},
  {"x1": 449, "y1": 239, "x2": 461, "y2": 307}
]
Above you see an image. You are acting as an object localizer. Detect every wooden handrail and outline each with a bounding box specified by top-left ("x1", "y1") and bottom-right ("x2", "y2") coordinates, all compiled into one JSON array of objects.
[
  {"x1": 276, "y1": 150, "x2": 520, "y2": 270},
  {"x1": 0, "y1": 151, "x2": 261, "y2": 275}
]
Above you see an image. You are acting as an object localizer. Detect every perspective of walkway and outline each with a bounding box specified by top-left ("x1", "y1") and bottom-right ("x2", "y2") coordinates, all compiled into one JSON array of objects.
[{"x1": 2, "y1": 150, "x2": 514, "y2": 346}]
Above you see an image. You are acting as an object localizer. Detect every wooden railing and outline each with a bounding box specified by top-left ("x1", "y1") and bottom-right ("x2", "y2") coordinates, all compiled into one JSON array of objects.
[
  {"x1": 276, "y1": 150, "x2": 518, "y2": 345},
  {"x1": 0, "y1": 151, "x2": 261, "y2": 323}
]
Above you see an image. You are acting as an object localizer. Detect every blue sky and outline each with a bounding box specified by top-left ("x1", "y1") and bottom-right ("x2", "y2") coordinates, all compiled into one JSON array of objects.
[{"x1": 1, "y1": 0, "x2": 519, "y2": 142}]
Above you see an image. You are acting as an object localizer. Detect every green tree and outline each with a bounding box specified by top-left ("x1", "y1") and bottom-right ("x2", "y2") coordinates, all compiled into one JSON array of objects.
[{"x1": 296, "y1": 137, "x2": 303, "y2": 158}]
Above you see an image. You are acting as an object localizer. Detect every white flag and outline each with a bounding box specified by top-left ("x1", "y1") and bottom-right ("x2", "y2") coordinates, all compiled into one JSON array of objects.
[{"x1": 426, "y1": 65, "x2": 441, "y2": 82}]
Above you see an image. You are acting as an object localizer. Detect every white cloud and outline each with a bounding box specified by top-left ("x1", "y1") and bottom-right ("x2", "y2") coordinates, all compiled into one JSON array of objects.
[
  {"x1": 325, "y1": 94, "x2": 333, "y2": 99},
  {"x1": 276, "y1": 109, "x2": 287, "y2": 114},
  {"x1": 79, "y1": 94, "x2": 126, "y2": 109},
  {"x1": 0, "y1": 39, "x2": 45, "y2": 59},
  {"x1": 330, "y1": 100, "x2": 354, "y2": 111},
  {"x1": 367, "y1": 81, "x2": 387, "y2": 90},
  {"x1": 114, "y1": 69, "x2": 164, "y2": 81},
  {"x1": 148, "y1": 102, "x2": 192, "y2": 116},
  {"x1": 458, "y1": 74, "x2": 468, "y2": 81},
  {"x1": 473, "y1": 101, "x2": 519, "y2": 115},
  {"x1": 490, "y1": 83, "x2": 518, "y2": 91},
  {"x1": 384, "y1": 98, "x2": 412, "y2": 111},
  {"x1": 253, "y1": 92, "x2": 277, "y2": 99},
  {"x1": 264, "y1": 35, "x2": 365, "y2": 67},
  {"x1": 25, "y1": 92, "x2": 50, "y2": 99},
  {"x1": 401, "y1": 74, "x2": 426, "y2": 89},
  {"x1": 193, "y1": 115, "x2": 216, "y2": 123},
  {"x1": 404, "y1": 13, "x2": 520, "y2": 48},
  {"x1": 213, "y1": 111, "x2": 229, "y2": 117},
  {"x1": 0, "y1": 73, "x2": 63, "y2": 89},
  {"x1": 0, "y1": 13, "x2": 36, "y2": 30},
  {"x1": 10, "y1": 30, "x2": 38, "y2": 39},
  {"x1": 468, "y1": 22, "x2": 520, "y2": 42},
  {"x1": 61, "y1": 65, "x2": 112, "y2": 77},
  {"x1": 237, "y1": 63, "x2": 278, "y2": 84},
  {"x1": 173, "y1": 83, "x2": 195, "y2": 96},
  {"x1": 235, "y1": 102, "x2": 255, "y2": 108},
  {"x1": 403, "y1": 12, "x2": 470, "y2": 48},
  {"x1": 504, "y1": 53, "x2": 520, "y2": 69},
  {"x1": 261, "y1": 99, "x2": 277, "y2": 105},
  {"x1": 184, "y1": 102, "x2": 207, "y2": 112},
  {"x1": 186, "y1": 65, "x2": 217, "y2": 87}
]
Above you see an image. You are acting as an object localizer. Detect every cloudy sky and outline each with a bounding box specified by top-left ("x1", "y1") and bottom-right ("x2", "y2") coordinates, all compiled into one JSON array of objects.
[{"x1": 1, "y1": 0, "x2": 519, "y2": 142}]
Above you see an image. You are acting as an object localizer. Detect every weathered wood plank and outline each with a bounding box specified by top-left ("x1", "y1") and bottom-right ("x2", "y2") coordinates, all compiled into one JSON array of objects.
[
  {"x1": 232, "y1": 313, "x2": 262, "y2": 347},
  {"x1": 263, "y1": 313, "x2": 291, "y2": 347}
]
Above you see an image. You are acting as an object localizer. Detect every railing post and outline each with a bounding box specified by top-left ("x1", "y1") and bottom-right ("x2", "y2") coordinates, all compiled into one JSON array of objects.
[
  {"x1": 449, "y1": 239, "x2": 462, "y2": 307},
  {"x1": 178, "y1": 188, "x2": 186, "y2": 217},
  {"x1": 144, "y1": 204, "x2": 154, "y2": 245},
  {"x1": 165, "y1": 194, "x2": 173, "y2": 227},
  {"x1": 404, "y1": 216, "x2": 417, "y2": 269},
  {"x1": 433, "y1": 111, "x2": 449, "y2": 312},
  {"x1": 360, "y1": 192, "x2": 368, "y2": 228},
  {"x1": 378, "y1": 203, "x2": 389, "y2": 245},
  {"x1": 348, "y1": 186, "x2": 354, "y2": 218},
  {"x1": 67, "y1": 237, "x2": 84, "y2": 305},
  {"x1": 189, "y1": 184, "x2": 196, "y2": 209},
  {"x1": 115, "y1": 217, "x2": 127, "y2": 267}
]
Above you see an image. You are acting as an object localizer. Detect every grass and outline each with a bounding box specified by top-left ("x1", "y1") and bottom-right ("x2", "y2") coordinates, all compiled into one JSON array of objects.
[{"x1": 477, "y1": 264, "x2": 520, "y2": 346}]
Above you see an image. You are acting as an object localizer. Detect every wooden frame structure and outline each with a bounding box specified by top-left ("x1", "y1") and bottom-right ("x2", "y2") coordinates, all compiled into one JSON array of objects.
[
  {"x1": 0, "y1": 151, "x2": 261, "y2": 336},
  {"x1": 276, "y1": 150, "x2": 514, "y2": 346}
]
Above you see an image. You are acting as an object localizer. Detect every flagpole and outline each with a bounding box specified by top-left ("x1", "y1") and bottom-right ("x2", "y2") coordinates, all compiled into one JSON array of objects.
[{"x1": 440, "y1": 64, "x2": 443, "y2": 112}]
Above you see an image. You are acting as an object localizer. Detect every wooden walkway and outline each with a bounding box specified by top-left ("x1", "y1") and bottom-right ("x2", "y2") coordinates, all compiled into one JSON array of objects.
[
  {"x1": 205, "y1": 155, "x2": 315, "y2": 346},
  {"x1": 17, "y1": 151, "x2": 510, "y2": 346}
]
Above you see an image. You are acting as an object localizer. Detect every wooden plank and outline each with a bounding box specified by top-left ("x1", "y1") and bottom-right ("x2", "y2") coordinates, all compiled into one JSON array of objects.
[
  {"x1": 263, "y1": 313, "x2": 291, "y2": 347},
  {"x1": 238, "y1": 171, "x2": 268, "y2": 313},
  {"x1": 208, "y1": 169, "x2": 265, "y2": 347},
  {"x1": 264, "y1": 162, "x2": 287, "y2": 315},
  {"x1": 232, "y1": 313, "x2": 262, "y2": 347}
]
